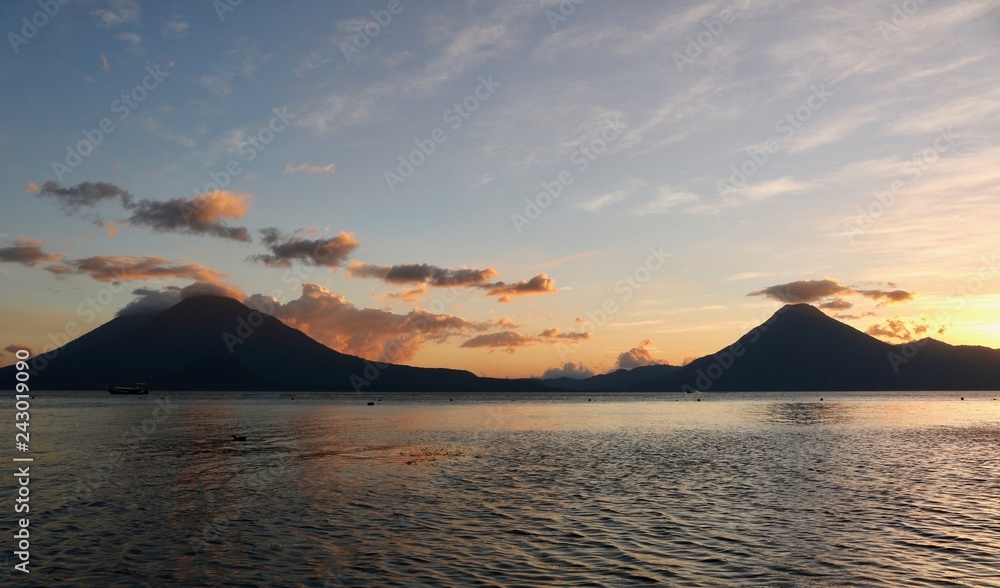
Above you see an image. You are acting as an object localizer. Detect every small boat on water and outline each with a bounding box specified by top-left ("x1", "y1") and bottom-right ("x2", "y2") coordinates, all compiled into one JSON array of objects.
[{"x1": 109, "y1": 383, "x2": 149, "y2": 395}]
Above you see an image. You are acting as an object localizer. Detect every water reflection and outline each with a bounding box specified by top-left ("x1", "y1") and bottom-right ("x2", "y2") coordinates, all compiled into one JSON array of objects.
[
  {"x1": 6, "y1": 392, "x2": 1000, "y2": 586},
  {"x1": 757, "y1": 400, "x2": 855, "y2": 425}
]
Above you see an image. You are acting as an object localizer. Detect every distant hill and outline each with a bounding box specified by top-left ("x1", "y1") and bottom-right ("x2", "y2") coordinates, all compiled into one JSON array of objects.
[
  {"x1": 544, "y1": 304, "x2": 1000, "y2": 391},
  {"x1": 542, "y1": 364, "x2": 681, "y2": 391},
  {"x1": 0, "y1": 295, "x2": 547, "y2": 392}
]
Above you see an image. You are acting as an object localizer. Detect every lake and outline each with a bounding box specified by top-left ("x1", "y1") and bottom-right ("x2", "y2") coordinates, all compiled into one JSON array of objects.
[{"x1": 3, "y1": 391, "x2": 999, "y2": 586}]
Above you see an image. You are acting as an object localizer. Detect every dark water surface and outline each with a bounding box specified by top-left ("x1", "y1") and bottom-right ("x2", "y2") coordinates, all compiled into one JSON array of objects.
[{"x1": 2, "y1": 391, "x2": 999, "y2": 586}]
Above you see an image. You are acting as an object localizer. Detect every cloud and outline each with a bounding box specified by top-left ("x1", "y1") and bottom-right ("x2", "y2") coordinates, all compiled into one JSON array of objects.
[
  {"x1": 161, "y1": 19, "x2": 190, "y2": 38},
  {"x1": 251, "y1": 228, "x2": 359, "y2": 268},
  {"x1": 748, "y1": 279, "x2": 848, "y2": 303},
  {"x1": 460, "y1": 331, "x2": 536, "y2": 353},
  {"x1": 116, "y1": 287, "x2": 183, "y2": 316},
  {"x1": 246, "y1": 283, "x2": 491, "y2": 362},
  {"x1": 819, "y1": 298, "x2": 854, "y2": 310},
  {"x1": 541, "y1": 362, "x2": 595, "y2": 379},
  {"x1": 3, "y1": 344, "x2": 36, "y2": 358},
  {"x1": 284, "y1": 163, "x2": 336, "y2": 174},
  {"x1": 855, "y1": 289, "x2": 914, "y2": 303},
  {"x1": 481, "y1": 274, "x2": 557, "y2": 302},
  {"x1": 458, "y1": 325, "x2": 590, "y2": 354},
  {"x1": 866, "y1": 317, "x2": 947, "y2": 342},
  {"x1": 385, "y1": 285, "x2": 428, "y2": 302},
  {"x1": 725, "y1": 271, "x2": 768, "y2": 282},
  {"x1": 92, "y1": 0, "x2": 140, "y2": 27},
  {"x1": 115, "y1": 281, "x2": 245, "y2": 317},
  {"x1": 44, "y1": 255, "x2": 231, "y2": 284},
  {"x1": 118, "y1": 32, "x2": 143, "y2": 53},
  {"x1": 577, "y1": 190, "x2": 628, "y2": 213},
  {"x1": 347, "y1": 262, "x2": 498, "y2": 287},
  {"x1": 538, "y1": 328, "x2": 592, "y2": 341},
  {"x1": 614, "y1": 338, "x2": 664, "y2": 370},
  {"x1": 632, "y1": 188, "x2": 700, "y2": 215},
  {"x1": 36, "y1": 182, "x2": 251, "y2": 241},
  {"x1": 126, "y1": 190, "x2": 252, "y2": 241},
  {"x1": 498, "y1": 316, "x2": 519, "y2": 329},
  {"x1": 748, "y1": 279, "x2": 914, "y2": 305},
  {"x1": 37, "y1": 180, "x2": 134, "y2": 213},
  {"x1": 0, "y1": 236, "x2": 63, "y2": 267}
]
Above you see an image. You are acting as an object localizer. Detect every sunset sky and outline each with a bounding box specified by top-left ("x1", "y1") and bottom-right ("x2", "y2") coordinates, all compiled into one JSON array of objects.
[{"x1": 2, "y1": 0, "x2": 999, "y2": 377}]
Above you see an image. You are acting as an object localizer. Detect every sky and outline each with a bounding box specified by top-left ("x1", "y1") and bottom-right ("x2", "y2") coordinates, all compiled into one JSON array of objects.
[{"x1": 1, "y1": 0, "x2": 999, "y2": 378}]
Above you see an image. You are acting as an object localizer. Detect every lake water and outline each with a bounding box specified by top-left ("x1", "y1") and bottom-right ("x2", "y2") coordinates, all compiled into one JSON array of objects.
[{"x1": 3, "y1": 391, "x2": 999, "y2": 587}]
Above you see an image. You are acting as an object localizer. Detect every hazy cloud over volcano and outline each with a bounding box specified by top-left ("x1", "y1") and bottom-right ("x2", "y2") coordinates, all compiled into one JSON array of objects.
[
  {"x1": 749, "y1": 279, "x2": 913, "y2": 305},
  {"x1": 115, "y1": 281, "x2": 246, "y2": 317}
]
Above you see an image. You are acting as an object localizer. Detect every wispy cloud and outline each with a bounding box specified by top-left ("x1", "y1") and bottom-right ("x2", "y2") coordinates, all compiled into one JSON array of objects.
[
  {"x1": 284, "y1": 163, "x2": 336, "y2": 174},
  {"x1": 92, "y1": 0, "x2": 139, "y2": 28}
]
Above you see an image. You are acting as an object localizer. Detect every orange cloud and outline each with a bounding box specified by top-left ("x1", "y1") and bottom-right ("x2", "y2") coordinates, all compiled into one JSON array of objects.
[
  {"x1": 866, "y1": 317, "x2": 946, "y2": 342},
  {"x1": 36, "y1": 182, "x2": 251, "y2": 241},
  {"x1": 614, "y1": 338, "x2": 664, "y2": 370},
  {"x1": 127, "y1": 190, "x2": 252, "y2": 241},
  {"x1": 538, "y1": 328, "x2": 592, "y2": 341},
  {"x1": 44, "y1": 255, "x2": 230, "y2": 284},
  {"x1": 385, "y1": 285, "x2": 429, "y2": 302},
  {"x1": 482, "y1": 274, "x2": 557, "y2": 302},
  {"x1": 245, "y1": 283, "x2": 493, "y2": 362},
  {"x1": 0, "y1": 236, "x2": 63, "y2": 267},
  {"x1": 25, "y1": 182, "x2": 40, "y2": 192},
  {"x1": 103, "y1": 221, "x2": 121, "y2": 238}
]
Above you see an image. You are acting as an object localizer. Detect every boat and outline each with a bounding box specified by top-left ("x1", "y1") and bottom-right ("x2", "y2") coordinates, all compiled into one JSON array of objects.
[{"x1": 109, "y1": 383, "x2": 149, "y2": 395}]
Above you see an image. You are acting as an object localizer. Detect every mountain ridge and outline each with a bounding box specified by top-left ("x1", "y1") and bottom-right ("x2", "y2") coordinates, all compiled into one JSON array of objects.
[{"x1": 3, "y1": 297, "x2": 998, "y2": 392}]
